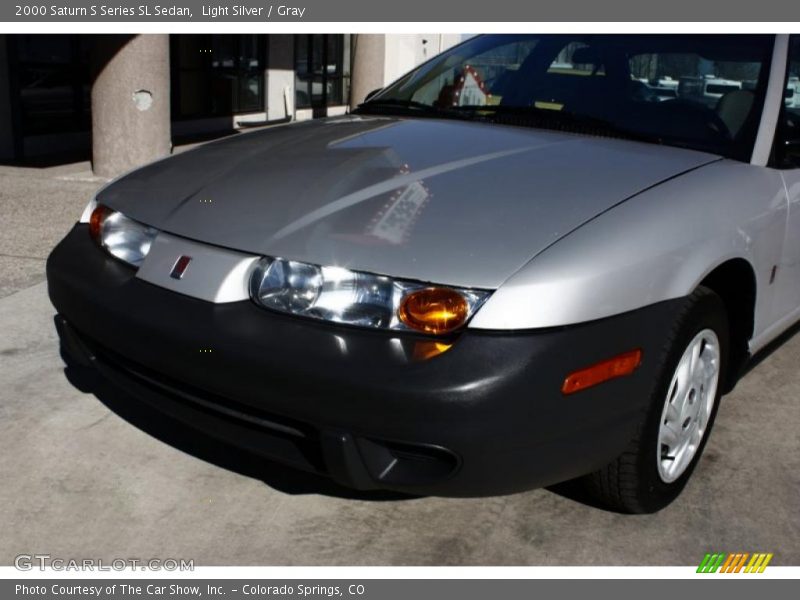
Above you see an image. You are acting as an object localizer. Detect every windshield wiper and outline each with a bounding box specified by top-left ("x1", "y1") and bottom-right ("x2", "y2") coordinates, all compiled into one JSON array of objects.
[
  {"x1": 355, "y1": 98, "x2": 444, "y2": 113},
  {"x1": 354, "y1": 98, "x2": 472, "y2": 120}
]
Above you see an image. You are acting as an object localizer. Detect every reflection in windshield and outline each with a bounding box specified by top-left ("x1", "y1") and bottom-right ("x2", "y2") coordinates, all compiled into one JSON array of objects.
[{"x1": 357, "y1": 35, "x2": 776, "y2": 161}]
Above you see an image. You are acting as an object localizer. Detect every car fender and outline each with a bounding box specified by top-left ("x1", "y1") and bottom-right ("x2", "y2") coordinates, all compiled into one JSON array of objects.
[{"x1": 469, "y1": 159, "x2": 788, "y2": 335}]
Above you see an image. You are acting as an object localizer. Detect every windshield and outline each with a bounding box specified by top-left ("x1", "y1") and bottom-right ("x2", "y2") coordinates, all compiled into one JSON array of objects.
[{"x1": 358, "y1": 34, "x2": 775, "y2": 161}]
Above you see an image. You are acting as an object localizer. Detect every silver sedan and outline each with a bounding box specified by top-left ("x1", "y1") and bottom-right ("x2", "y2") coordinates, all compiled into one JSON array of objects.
[{"x1": 48, "y1": 34, "x2": 800, "y2": 513}]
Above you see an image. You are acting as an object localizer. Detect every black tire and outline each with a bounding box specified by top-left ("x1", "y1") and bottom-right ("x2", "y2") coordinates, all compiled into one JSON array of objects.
[{"x1": 583, "y1": 286, "x2": 730, "y2": 514}]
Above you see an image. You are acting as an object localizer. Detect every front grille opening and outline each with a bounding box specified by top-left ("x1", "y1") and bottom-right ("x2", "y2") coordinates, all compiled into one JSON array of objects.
[{"x1": 85, "y1": 338, "x2": 327, "y2": 473}]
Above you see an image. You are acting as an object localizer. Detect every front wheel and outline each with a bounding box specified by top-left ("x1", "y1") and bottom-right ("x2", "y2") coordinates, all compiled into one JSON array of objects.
[{"x1": 583, "y1": 286, "x2": 729, "y2": 513}]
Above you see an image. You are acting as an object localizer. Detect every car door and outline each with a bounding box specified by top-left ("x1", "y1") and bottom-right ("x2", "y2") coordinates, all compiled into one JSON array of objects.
[{"x1": 770, "y1": 36, "x2": 800, "y2": 327}]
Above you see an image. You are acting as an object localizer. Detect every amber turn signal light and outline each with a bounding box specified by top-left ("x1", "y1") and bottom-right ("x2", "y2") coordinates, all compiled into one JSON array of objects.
[
  {"x1": 89, "y1": 205, "x2": 112, "y2": 242},
  {"x1": 398, "y1": 287, "x2": 470, "y2": 335},
  {"x1": 561, "y1": 349, "x2": 642, "y2": 395}
]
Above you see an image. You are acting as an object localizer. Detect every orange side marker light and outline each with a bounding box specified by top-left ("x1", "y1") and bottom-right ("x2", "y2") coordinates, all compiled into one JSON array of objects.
[{"x1": 561, "y1": 349, "x2": 643, "y2": 395}]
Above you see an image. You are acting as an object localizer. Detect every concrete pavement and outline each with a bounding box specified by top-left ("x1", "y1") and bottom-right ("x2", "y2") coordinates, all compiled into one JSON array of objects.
[
  {"x1": 0, "y1": 161, "x2": 105, "y2": 298},
  {"x1": 0, "y1": 162, "x2": 798, "y2": 566}
]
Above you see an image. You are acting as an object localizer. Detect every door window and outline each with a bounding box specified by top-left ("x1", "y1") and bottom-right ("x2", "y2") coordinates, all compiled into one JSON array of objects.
[{"x1": 781, "y1": 36, "x2": 800, "y2": 167}]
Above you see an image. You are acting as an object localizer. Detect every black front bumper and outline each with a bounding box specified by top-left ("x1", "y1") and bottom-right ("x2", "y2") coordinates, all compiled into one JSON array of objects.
[{"x1": 47, "y1": 225, "x2": 686, "y2": 496}]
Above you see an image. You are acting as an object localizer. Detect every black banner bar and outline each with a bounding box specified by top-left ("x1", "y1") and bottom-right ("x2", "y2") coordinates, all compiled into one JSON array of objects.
[
  {"x1": 3, "y1": 0, "x2": 800, "y2": 22},
  {"x1": 4, "y1": 579, "x2": 800, "y2": 600}
]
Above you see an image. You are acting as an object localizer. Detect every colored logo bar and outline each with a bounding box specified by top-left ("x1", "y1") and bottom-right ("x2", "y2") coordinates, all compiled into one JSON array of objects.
[{"x1": 697, "y1": 552, "x2": 773, "y2": 573}]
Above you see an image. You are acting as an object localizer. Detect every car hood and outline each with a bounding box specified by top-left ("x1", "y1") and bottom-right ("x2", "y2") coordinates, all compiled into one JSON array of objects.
[{"x1": 98, "y1": 115, "x2": 718, "y2": 289}]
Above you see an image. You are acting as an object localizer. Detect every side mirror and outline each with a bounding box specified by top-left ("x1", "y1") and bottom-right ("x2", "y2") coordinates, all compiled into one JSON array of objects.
[{"x1": 364, "y1": 88, "x2": 382, "y2": 102}]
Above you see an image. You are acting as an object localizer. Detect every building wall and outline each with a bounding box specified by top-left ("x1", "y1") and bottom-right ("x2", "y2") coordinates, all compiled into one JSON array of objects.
[{"x1": 0, "y1": 33, "x2": 461, "y2": 162}]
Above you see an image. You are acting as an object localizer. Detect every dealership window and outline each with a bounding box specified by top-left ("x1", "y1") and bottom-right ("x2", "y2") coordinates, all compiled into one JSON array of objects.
[
  {"x1": 171, "y1": 35, "x2": 265, "y2": 119},
  {"x1": 295, "y1": 35, "x2": 351, "y2": 113},
  {"x1": 10, "y1": 34, "x2": 91, "y2": 135}
]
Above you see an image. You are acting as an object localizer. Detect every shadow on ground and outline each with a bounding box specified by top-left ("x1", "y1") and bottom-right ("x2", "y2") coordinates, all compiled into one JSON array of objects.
[
  {"x1": 0, "y1": 149, "x2": 92, "y2": 169},
  {"x1": 0, "y1": 130, "x2": 241, "y2": 169}
]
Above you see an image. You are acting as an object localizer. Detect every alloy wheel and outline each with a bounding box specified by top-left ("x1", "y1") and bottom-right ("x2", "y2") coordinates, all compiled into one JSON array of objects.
[{"x1": 657, "y1": 328, "x2": 721, "y2": 483}]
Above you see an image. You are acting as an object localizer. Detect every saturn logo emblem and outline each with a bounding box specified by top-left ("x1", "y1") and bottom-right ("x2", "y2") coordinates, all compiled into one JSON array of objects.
[{"x1": 170, "y1": 255, "x2": 192, "y2": 279}]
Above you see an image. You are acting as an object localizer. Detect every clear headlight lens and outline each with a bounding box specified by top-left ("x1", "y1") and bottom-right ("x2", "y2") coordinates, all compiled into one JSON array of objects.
[
  {"x1": 250, "y1": 257, "x2": 490, "y2": 335},
  {"x1": 89, "y1": 205, "x2": 157, "y2": 268}
]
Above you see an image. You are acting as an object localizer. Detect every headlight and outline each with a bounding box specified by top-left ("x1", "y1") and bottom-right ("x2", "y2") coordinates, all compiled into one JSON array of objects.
[
  {"x1": 250, "y1": 257, "x2": 490, "y2": 335},
  {"x1": 89, "y1": 205, "x2": 157, "y2": 268}
]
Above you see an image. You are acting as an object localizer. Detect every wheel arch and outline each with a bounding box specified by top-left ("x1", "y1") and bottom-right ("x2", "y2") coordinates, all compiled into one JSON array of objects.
[{"x1": 695, "y1": 257, "x2": 757, "y2": 392}]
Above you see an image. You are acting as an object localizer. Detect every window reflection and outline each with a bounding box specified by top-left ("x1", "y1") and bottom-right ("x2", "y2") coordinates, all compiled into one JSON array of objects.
[
  {"x1": 295, "y1": 34, "x2": 351, "y2": 111},
  {"x1": 172, "y1": 34, "x2": 264, "y2": 119}
]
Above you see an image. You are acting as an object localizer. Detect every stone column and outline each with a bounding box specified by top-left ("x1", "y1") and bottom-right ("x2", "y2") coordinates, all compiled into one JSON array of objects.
[
  {"x1": 350, "y1": 34, "x2": 386, "y2": 107},
  {"x1": 91, "y1": 34, "x2": 171, "y2": 178}
]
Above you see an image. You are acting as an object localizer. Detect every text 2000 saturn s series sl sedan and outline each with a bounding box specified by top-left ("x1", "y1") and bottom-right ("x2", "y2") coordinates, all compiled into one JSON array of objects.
[{"x1": 47, "y1": 34, "x2": 800, "y2": 513}]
